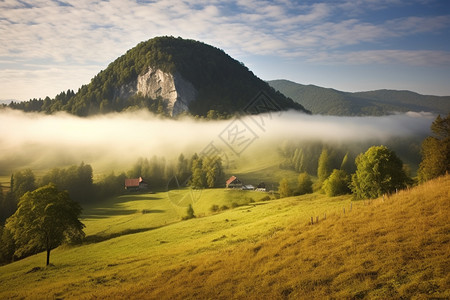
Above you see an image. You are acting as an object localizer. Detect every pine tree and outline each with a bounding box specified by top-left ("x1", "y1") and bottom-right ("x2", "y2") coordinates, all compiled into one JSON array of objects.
[
  {"x1": 317, "y1": 148, "x2": 331, "y2": 182},
  {"x1": 418, "y1": 114, "x2": 450, "y2": 182}
]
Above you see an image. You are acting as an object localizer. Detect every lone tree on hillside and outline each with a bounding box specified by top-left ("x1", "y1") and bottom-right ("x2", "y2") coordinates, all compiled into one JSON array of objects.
[
  {"x1": 418, "y1": 114, "x2": 450, "y2": 182},
  {"x1": 6, "y1": 184, "x2": 84, "y2": 266},
  {"x1": 183, "y1": 204, "x2": 195, "y2": 220},
  {"x1": 351, "y1": 146, "x2": 410, "y2": 199}
]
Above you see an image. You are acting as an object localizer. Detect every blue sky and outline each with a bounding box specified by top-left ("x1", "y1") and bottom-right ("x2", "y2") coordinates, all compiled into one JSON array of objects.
[{"x1": 1, "y1": 0, "x2": 450, "y2": 101}]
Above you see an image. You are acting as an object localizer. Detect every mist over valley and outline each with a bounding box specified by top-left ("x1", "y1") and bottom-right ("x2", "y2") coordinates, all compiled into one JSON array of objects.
[{"x1": 0, "y1": 108, "x2": 434, "y2": 175}]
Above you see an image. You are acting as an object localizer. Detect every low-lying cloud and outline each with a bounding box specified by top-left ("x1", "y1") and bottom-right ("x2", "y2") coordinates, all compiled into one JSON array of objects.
[{"x1": 0, "y1": 108, "x2": 434, "y2": 175}]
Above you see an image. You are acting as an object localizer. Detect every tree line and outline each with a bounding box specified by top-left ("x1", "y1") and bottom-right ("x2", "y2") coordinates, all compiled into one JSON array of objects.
[{"x1": 279, "y1": 114, "x2": 449, "y2": 199}]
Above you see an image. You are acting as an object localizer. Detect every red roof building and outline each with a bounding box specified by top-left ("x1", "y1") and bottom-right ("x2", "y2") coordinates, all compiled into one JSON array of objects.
[
  {"x1": 226, "y1": 176, "x2": 242, "y2": 188},
  {"x1": 125, "y1": 177, "x2": 148, "y2": 190}
]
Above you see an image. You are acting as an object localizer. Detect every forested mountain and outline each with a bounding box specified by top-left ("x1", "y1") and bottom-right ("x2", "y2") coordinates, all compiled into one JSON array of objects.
[
  {"x1": 6, "y1": 37, "x2": 308, "y2": 117},
  {"x1": 268, "y1": 79, "x2": 449, "y2": 116}
]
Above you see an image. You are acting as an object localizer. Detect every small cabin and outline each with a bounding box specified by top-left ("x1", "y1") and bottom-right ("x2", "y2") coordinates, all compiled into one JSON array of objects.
[
  {"x1": 256, "y1": 182, "x2": 266, "y2": 192},
  {"x1": 125, "y1": 177, "x2": 148, "y2": 191},
  {"x1": 226, "y1": 176, "x2": 243, "y2": 189}
]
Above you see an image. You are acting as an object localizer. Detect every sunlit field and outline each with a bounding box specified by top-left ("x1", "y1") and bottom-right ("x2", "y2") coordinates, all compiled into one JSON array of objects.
[
  {"x1": 1, "y1": 175, "x2": 448, "y2": 299},
  {"x1": 0, "y1": 186, "x2": 352, "y2": 299}
]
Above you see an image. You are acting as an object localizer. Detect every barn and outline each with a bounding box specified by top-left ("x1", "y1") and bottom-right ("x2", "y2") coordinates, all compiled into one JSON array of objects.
[
  {"x1": 125, "y1": 177, "x2": 148, "y2": 191},
  {"x1": 226, "y1": 176, "x2": 243, "y2": 189}
]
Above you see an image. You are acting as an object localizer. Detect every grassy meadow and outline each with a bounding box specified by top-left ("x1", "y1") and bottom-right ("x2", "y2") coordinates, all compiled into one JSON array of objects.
[{"x1": 0, "y1": 175, "x2": 449, "y2": 299}]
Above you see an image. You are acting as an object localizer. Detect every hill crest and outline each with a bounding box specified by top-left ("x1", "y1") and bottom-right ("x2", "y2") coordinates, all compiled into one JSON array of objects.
[
  {"x1": 269, "y1": 79, "x2": 450, "y2": 116},
  {"x1": 7, "y1": 37, "x2": 309, "y2": 117}
]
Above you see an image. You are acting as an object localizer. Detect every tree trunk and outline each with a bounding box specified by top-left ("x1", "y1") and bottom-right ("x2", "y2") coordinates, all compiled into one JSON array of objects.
[{"x1": 46, "y1": 248, "x2": 51, "y2": 266}]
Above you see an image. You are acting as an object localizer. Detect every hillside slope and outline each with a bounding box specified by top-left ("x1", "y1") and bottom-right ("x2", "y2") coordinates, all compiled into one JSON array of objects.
[
  {"x1": 113, "y1": 175, "x2": 450, "y2": 299},
  {"x1": 0, "y1": 176, "x2": 447, "y2": 299},
  {"x1": 269, "y1": 79, "x2": 450, "y2": 116},
  {"x1": 8, "y1": 37, "x2": 309, "y2": 117}
]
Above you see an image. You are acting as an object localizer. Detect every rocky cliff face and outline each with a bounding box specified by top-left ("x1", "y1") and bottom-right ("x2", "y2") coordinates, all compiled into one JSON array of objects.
[{"x1": 117, "y1": 67, "x2": 198, "y2": 116}]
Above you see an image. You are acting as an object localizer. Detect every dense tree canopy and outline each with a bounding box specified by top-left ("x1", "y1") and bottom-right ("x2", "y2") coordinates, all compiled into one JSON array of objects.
[
  {"x1": 6, "y1": 184, "x2": 85, "y2": 265},
  {"x1": 351, "y1": 146, "x2": 410, "y2": 199},
  {"x1": 190, "y1": 155, "x2": 224, "y2": 189},
  {"x1": 418, "y1": 114, "x2": 450, "y2": 182},
  {"x1": 40, "y1": 162, "x2": 94, "y2": 203},
  {"x1": 12, "y1": 169, "x2": 36, "y2": 200}
]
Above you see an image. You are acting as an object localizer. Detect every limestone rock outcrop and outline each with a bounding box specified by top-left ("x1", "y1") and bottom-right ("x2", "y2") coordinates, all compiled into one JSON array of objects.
[
  {"x1": 136, "y1": 67, "x2": 197, "y2": 116},
  {"x1": 117, "y1": 67, "x2": 197, "y2": 116}
]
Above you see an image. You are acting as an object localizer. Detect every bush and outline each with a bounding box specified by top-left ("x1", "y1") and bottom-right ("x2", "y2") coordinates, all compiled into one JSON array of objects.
[
  {"x1": 296, "y1": 172, "x2": 313, "y2": 195},
  {"x1": 260, "y1": 195, "x2": 271, "y2": 201},
  {"x1": 210, "y1": 204, "x2": 220, "y2": 213},
  {"x1": 351, "y1": 146, "x2": 410, "y2": 199},
  {"x1": 322, "y1": 169, "x2": 351, "y2": 197},
  {"x1": 278, "y1": 178, "x2": 292, "y2": 198},
  {"x1": 182, "y1": 204, "x2": 195, "y2": 220}
]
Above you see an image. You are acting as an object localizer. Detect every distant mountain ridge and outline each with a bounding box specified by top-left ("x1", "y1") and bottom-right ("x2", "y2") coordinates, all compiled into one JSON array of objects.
[
  {"x1": 268, "y1": 79, "x2": 449, "y2": 116},
  {"x1": 6, "y1": 37, "x2": 308, "y2": 117}
]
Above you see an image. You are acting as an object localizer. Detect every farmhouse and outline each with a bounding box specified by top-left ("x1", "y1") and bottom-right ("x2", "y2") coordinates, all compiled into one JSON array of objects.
[
  {"x1": 125, "y1": 177, "x2": 148, "y2": 191},
  {"x1": 226, "y1": 176, "x2": 243, "y2": 189},
  {"x1": 256, "y1": 182, "x2": 266, "y2": 192}
]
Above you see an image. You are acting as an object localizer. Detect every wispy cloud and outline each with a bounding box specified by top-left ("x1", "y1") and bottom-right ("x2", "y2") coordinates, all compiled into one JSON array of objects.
[
  {"x1": 0, "y1": 0, "x2": 449, "y2": 99},
  {"x1": 307, "y1": 49, "x2": 450, "y2": 67}
]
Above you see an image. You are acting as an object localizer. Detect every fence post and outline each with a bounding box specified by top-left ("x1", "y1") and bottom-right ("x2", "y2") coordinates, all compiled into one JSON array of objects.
[
  {"x1": 310, "y1": 216, "x2": 314, "y2": 225},
  {"x1": 316, "y1": 216, "x2": 319, "y2": 224}
]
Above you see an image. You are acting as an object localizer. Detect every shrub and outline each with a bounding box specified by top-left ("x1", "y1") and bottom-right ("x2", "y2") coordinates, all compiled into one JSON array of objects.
[
  {"x1": 351, "y1": 146, "x2": 410, "y2": 199},
  {"x1": 322, "y1": 169, "x2": 351, "y2": 197},
  {"x1": 210, "y1": 204, "x2": 219, "y2": 213},
  {"x1": 296, "y1": 172, "x2": 313, "y2": 195},
  {"x1": 278, "y1": 178, "x2": 292, "y2": 198},
  {"x1": 260, "y1": 195, "x2": 271, "y2": 201},
  {"x1": 182, "y1": 204, "x2": 195, "y2": 220}
]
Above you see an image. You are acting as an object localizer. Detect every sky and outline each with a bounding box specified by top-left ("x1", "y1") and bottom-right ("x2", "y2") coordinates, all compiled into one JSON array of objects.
[{"x1": 1, "y1": 0, "x2": 450, "y2": 101}]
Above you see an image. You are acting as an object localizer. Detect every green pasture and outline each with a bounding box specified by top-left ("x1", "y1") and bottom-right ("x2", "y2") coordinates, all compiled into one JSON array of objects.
[
  {"x1": 0, "y1": 190, "x2": 353, "y2": 299},
  {"x1": 81, "y1": 188, "x2": 275, "y2": 238}
]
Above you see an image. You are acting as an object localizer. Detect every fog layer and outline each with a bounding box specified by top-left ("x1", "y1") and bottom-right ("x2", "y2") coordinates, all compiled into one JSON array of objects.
[{"x1": 0, "y1": 109, "x2": 433, "y2": 175}]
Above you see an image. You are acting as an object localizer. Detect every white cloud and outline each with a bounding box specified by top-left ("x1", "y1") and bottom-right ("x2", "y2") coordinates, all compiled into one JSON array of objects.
[
  {"x1": 0, "y1": 0, "x2": 449, "y2": 99},
  {"x1": 307, "y1": 50, "x2": 450, "y2": 66}
]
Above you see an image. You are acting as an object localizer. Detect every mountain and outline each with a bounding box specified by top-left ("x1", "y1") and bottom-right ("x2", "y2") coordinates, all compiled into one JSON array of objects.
[
  {"x1": 268, "y1": 79, "x2": 450, "y2": 116},
  {"x1": 7, "y1": 37, "x2": 309, "y2": 117}
]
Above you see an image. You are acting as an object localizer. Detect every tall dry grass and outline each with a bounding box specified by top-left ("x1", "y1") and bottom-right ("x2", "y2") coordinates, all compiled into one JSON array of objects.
[{"x1": 104, "y1": 175, "x2": 449, "y2": 299}]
